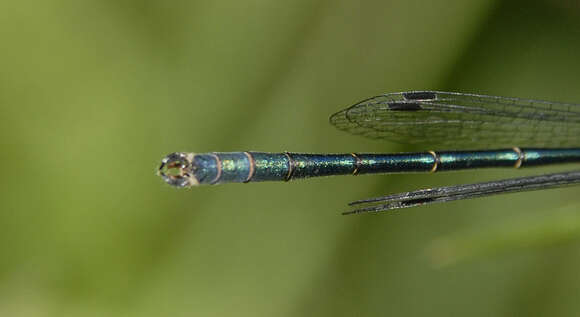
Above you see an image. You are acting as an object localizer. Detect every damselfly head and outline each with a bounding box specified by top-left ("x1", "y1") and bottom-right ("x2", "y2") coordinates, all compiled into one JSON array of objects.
[{"x1": 158, "y1": 152, "x2": 198, "y2": 187}]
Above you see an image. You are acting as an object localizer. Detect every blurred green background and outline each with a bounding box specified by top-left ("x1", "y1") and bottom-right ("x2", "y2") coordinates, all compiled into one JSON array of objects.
[{"x1": 2, "y1": 0, "x2": 580, "y2": 316}]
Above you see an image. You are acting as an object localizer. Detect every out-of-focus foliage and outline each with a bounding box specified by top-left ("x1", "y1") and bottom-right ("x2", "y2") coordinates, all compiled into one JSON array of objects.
[{"x1": 1, "y1": 0, "x2": 580, "y2": 316}]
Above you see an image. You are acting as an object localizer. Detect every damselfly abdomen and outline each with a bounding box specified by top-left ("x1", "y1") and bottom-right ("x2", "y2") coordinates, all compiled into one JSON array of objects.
[{"x1": 159, "y1": 91, "x2": 580, "y2": 214}]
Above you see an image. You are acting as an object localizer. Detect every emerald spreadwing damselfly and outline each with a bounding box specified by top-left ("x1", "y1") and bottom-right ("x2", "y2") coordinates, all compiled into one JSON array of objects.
[{"x1": 159, "y1": 91, "x2": 580, "y2": 214}]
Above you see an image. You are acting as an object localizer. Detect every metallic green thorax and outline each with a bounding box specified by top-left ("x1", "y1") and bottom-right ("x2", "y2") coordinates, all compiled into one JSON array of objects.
[{"x1": 158, "y1": 148, "x2": 580, "y2": 187}]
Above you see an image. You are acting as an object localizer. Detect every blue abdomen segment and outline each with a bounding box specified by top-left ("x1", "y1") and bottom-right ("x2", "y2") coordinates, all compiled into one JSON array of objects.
[{"x1": 191, "y1": 152, "x2": 253, "y2": 184}]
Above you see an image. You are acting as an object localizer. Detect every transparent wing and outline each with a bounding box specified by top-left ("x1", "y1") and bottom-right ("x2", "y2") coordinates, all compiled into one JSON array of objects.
[
  {"x1": 343, "y1": 170, "x2": 580, "y2": 214},
  {"x1": 330, "y1": 91, "x2": 580, "y2": 148}
]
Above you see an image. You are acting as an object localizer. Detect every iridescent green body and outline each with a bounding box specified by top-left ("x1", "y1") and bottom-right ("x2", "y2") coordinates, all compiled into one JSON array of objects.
[
  {"x1": 159, "y1": 148, "x2": 580, "y2": 187},
  {"x1": 158, "y1": 91, "x2": 580, "y2": 211}
]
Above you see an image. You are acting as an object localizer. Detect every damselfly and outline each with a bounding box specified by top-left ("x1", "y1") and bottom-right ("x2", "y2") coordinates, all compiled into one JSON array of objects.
[{"x1": 158, "y1": 91, "x2": 580, "y2": 214}]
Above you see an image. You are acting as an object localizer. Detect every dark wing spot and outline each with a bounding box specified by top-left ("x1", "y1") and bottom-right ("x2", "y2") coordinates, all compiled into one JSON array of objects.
[
  {"x1": 387, "y1": 101, "x2": 423, "y2": 111},
  {"x1": 403, "y1": 91, "x2": 437, "y2": 100}
]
